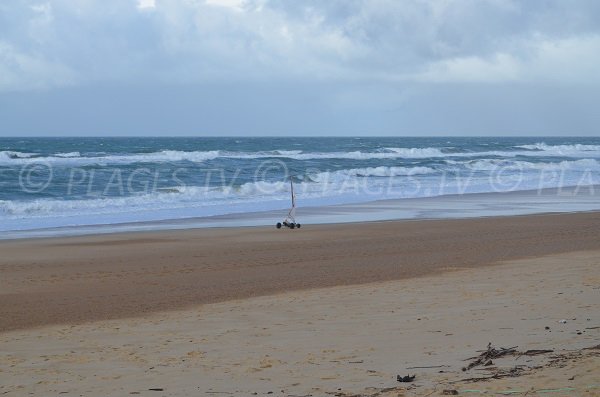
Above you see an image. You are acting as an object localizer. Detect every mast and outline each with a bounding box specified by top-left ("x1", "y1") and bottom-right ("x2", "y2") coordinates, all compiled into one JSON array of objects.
[{"x1": 290, "y1": 177, "x2": 296, "y2": 208}]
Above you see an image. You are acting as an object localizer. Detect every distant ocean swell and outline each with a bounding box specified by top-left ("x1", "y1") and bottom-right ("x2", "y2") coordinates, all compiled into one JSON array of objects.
[
  {"x1": 0, "y1": 138, "x2": 599, "y2": 231},
  {"x1": 2, "y1": 143, "x2": 600, "y2": 166}
]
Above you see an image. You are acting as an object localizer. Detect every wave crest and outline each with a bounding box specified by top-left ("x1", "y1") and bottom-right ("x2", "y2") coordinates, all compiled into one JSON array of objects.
[
  {"x1": 517, "y1": 142, "x2": 600, "y2": 152},
  {"x1": 0, "y1": 151, "x2": 37, "y2": 161},
  {"x1": 2, "y1": 143, "x2": 600, "y2": 166}
]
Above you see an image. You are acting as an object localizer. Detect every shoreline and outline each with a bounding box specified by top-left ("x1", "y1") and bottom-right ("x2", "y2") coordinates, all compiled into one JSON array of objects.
[
  {"x1": 2, "y1": 184, "x2": 599, "y2": 240},
  {"x1": 2, "y1": 211, "x2": 600, "y2": 333}
]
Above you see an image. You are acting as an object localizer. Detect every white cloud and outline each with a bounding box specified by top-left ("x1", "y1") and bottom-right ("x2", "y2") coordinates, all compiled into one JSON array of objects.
[
  {"x1": 205, "y1": 0, "x2": 246, "y2": 12},
  {"x1": 416, "y1": 53, "x2": 520, "y2": 83},
  {"x1": 414, "y1": 35, "x2": 600, "y2": 84},
  {"x1": 1, "y1": 0, "x2": 600, "y2": 91},
  {"x1": 30, "y1": 2, "x2": 52, "y2": 14},
  {"x1": 136, "y1": 0, "x2": 155, "y2": 10},
  {"x1": 0, "y1": 41, "x2": 75, "y2": 91},
  {"x1": 527, "y1": 35, "x2": 600, "y2": 83}
]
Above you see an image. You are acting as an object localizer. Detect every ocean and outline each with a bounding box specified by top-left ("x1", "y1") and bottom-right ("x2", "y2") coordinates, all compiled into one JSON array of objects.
[{"x1": 1, "y1": 136, "x2": 599, "y2": 236}]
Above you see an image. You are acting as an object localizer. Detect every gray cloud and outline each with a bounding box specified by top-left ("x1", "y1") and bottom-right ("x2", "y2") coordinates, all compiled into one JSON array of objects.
[
  {"x1": 0, "y1": 0, "x2": 599, "y2": 135},
  {"x1": 2, "y1": 0, "x2": 600, "y2": 89}
]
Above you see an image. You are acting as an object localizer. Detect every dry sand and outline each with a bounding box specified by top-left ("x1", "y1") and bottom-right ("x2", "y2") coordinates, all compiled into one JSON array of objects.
[
  {"x1": 1, "y1": 250, "x2": 599, "y2": 396},
  {"x1": 1, "y1": 213, "x2": 600, "y2": 396}
]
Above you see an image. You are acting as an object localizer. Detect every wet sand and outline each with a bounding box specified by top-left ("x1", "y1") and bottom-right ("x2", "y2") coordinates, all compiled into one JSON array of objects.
[{"x1": 2, "y1": 212, "x2": 600, "y2": 332}]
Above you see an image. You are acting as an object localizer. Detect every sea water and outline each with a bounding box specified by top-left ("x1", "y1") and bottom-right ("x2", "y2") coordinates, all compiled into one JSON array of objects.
[{"x1": 1, "y1": 136, "x2": 599, "y2": 235}]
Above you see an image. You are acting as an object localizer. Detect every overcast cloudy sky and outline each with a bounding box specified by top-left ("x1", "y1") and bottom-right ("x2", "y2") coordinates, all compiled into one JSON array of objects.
[{"x1": 1, "y1": 0, "x2": 599, "y2": 136}]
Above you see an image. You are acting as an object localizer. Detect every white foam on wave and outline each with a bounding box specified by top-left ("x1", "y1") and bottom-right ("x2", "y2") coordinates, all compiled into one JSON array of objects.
[
  {"x1": 309, "y1": 166, "x2": 436, "y2": 182},
  {"x1": 517, "y1": 142, "x2": 600, "y2": 151},
  {"x1": 2, "y1": 160, "x2": 598, "y2": 231},
  {"x1": 0, "y1": 147, "x2": 457, "y2": 165},
  {"x1": 69, "y1": 150, "x2": 221, "y2": 164},
  {"x1": 218, "y1": 148, "x2": 447, "y2": 160},
  {"x1": 123, "y1": 150, "x2": 222, "y2": 163},
  {"x1": 384, "y1": 147, "x2": 446, "y2": 157},
  {"x1": 0, "y1": 183, "x2": 284, "y2": 219},
  {"x1": 5, "y1": 157, "x2": 597, "y2": 221},
  {"x1": 55, "y1": 152, "x2": 81, "y2": 158},
  {"x1": 0, "y1": 165, "x2": 433, "y2": 218},
  {"x1": 273, "y1": 150, "x2": 303, "y2": 156},
  {"x1": 0, "y1": 150, "x2": 222, "y2": 166},
  {"x1": 457, "y1": 158, "x2": 600, "y2": 172},
  {"x1": 2, "y1": 144, "x2": 600, "y2": 166},
  {"x1": 0, "y1": 151, "x2": 38, "y2": 161},
  {"x1": 286, "y1": 148, "x2": 449, "y2": 160},
  {"x1": 0, "y1": 188, "x2": 212, "y2": 218}
]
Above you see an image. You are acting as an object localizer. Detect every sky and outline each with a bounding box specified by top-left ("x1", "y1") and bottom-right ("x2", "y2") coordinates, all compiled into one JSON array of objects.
[{"x1": 1, "y1": 0, "x2": 599, "y2": 136}]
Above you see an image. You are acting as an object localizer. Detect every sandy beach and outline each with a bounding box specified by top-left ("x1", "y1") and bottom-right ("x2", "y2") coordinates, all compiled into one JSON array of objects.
[
  {"x1": 3, "y1": 0, "x2": 600, "y2": 393},
  {"x1": 1, "y1": 213, "x2": 600, "y2": 396}
]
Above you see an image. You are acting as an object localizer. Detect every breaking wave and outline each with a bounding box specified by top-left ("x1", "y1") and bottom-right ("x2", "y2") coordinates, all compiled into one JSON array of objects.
[
  {"x1": 516, "y1": 143, "x2": 600, "y2": 152},
  {"x1": 0, "y1": 151, "x2": 37, "y2": 161},
  {"x1": 452, "y1": 158, "x2": 600, "y2": 172},
  {"x1": 2, "y1": 144, "x2": 600, "y2": 167}
]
